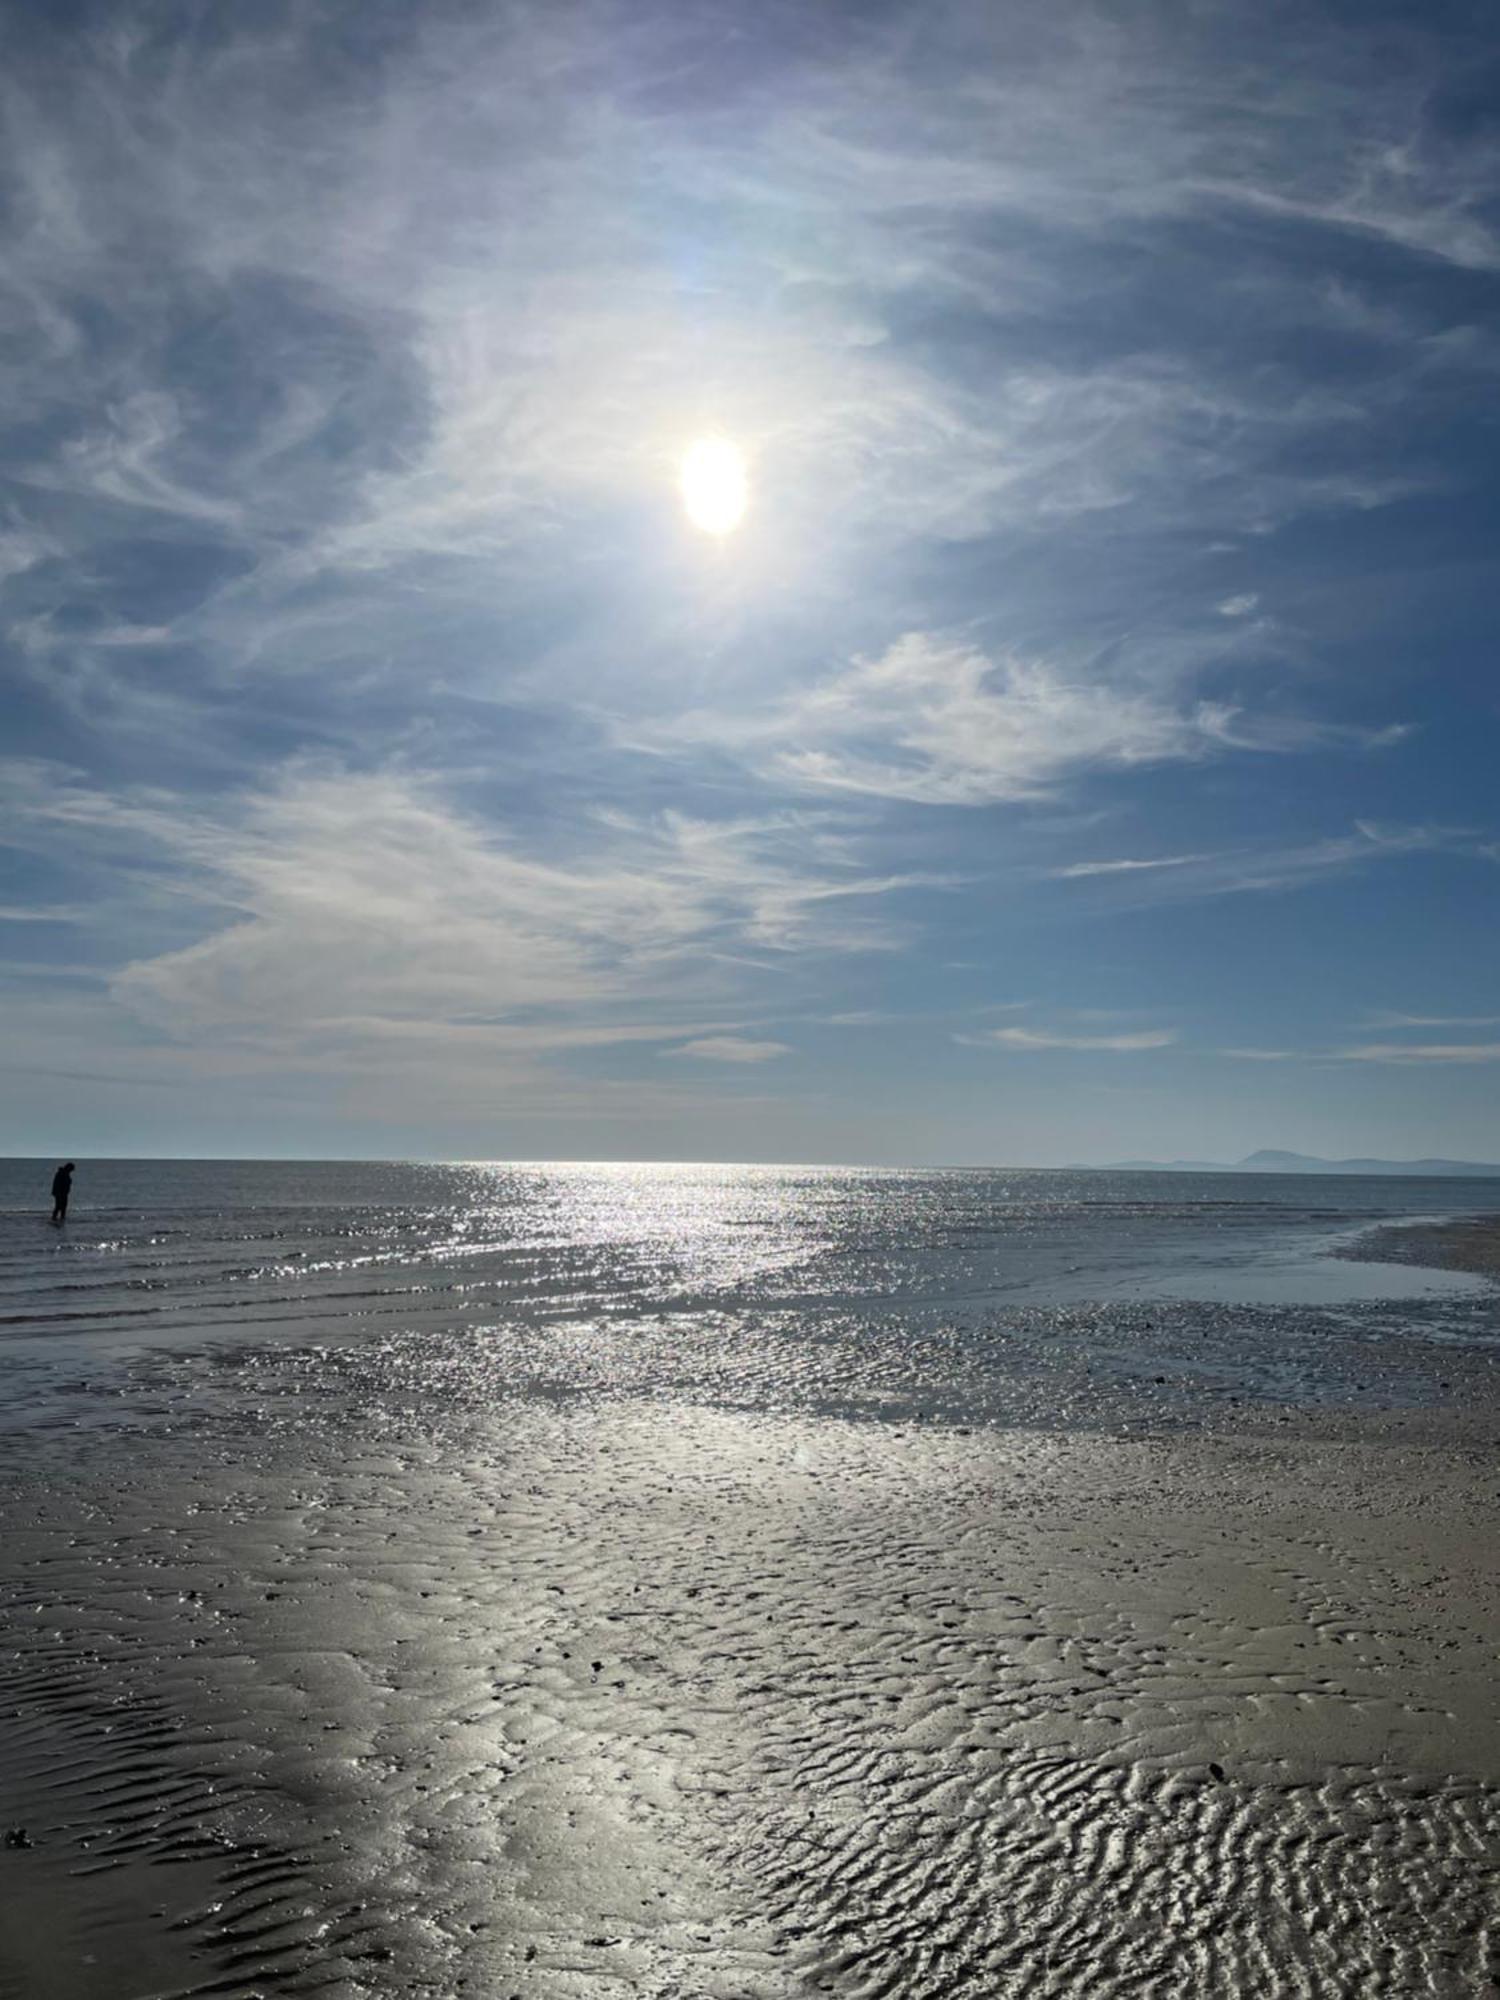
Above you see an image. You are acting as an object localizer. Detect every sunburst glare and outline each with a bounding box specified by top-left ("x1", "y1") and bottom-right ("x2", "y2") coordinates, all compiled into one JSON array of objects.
[{"x1": 680, "y1": 436, "x2": 748, "y2": 535}]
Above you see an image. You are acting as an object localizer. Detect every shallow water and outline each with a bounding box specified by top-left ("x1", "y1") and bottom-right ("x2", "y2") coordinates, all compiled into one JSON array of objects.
[
  {"x1": 0, "y1": 1160, "x2": 1495, "y2": 1440},
  {"x1": 4, "y1": 1159, "x2": 1497, "y2": 1332}
]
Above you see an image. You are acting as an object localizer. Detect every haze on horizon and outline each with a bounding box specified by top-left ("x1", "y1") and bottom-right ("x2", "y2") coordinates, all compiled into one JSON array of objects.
[{"x1": 3, "y1": 0, "x2": 1499, "y2": 1169}]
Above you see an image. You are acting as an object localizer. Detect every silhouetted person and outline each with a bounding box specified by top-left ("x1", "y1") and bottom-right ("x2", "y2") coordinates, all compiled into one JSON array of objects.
[{"x1": 51, "y1": 1162, "x2": 74, "y2": 1226}]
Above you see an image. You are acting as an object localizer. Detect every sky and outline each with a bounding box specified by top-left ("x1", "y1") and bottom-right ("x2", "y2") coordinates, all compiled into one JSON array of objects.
[{"x1": 2, "y1": 0, "x2": 1499, "y2": 1166}]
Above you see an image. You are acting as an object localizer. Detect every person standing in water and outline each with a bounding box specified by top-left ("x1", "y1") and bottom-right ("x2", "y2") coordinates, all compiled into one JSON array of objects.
[{"x1": 50, "y1": 1162, "x2": 75, "y2": 1225}]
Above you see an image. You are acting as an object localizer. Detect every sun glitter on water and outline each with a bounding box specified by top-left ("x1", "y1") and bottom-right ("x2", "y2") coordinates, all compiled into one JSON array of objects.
[{"x1": 680, "y1": 436, "x2": 748, "y2": 535}]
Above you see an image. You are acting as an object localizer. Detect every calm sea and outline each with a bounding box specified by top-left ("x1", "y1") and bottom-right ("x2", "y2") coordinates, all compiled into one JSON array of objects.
[{"x1": 1, "y1": 1159, "x2": 1497, "y2": 1433}]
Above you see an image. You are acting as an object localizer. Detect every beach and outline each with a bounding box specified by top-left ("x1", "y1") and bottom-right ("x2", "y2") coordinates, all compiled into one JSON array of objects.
[
  {"x1": 9, "y1": 0, "x2": 1500, "y2": 1984},
  {"x1": 0, "y1": 1165, "x2": 1497, "y2": 1997}
]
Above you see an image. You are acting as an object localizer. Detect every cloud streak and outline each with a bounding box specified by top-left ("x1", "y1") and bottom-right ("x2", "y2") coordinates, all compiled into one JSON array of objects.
[
  {"x1": 1359, "y1": 1012, "x2": 1500, "y2": 1030},
  {"x1": 670, "y1": 1037, "x2": 791, "y2": 1064},
  {"x1": 1050, "y1": 823, "x2": 1484, "y2": 906},
  {"x1": 639, "y1": 633, "x2": 1393, "y2": 809},
  {"x1": 1337, "y1": 1042, "x2": 1500, "y2": 1066},
  {"x1": 1225, "y1": 1040, "x2": 1500, "y2": 1066},
  {"x1": 1, "y1": 759, "x2": 924, "y2": 1082},
  {"x1": 1053, "y1": 854, "x2": 1209, "y2": 879},
  {"x1": 962, "y1": 1025, "x2": 1178, "y2": 1053}
]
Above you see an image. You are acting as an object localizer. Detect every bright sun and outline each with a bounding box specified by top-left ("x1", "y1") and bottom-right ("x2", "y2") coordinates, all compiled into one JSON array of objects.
[{"x1": 680, "y1": 436, "x2": 748, "y2": 535}]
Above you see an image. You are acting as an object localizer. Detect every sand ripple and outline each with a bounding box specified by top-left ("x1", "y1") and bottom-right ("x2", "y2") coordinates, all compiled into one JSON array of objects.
[{"x1": 0, "y1": 1397, "x2": 1495, "y2": 1997}]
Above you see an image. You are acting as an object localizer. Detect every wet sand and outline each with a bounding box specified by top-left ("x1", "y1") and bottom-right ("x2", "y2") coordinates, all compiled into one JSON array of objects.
[
  {"x1": 1339, "y1": 1210, "x2": 1500, "y2": 1284},
  {"x1": 1, "y1": 1226, "x2": 1498, "y2": 1996},
  {"x1": 2, "y1": 1405, "x2": 1497, "y2": 1995}
]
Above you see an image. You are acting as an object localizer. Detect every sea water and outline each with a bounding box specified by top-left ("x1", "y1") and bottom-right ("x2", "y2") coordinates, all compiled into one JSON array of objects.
[{"x1": 0, "y1": 1159, "x2": 1495, "y2": 1436}]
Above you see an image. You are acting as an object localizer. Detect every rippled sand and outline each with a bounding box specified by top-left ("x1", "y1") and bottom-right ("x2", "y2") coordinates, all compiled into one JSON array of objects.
[{"x1": 1, "y1": 1376, "x2": 1496, "y2": 1998}]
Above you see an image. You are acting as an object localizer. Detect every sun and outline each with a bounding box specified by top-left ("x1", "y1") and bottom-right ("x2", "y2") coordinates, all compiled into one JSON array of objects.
[{"x1": 680, "y1": 436, "x2": 748, "y2": 536}]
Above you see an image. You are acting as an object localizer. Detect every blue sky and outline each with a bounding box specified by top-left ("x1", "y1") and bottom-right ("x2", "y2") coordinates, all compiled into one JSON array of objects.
[{"x1": 3, "y1": 0, "x2": 1499, "y2": 1165}]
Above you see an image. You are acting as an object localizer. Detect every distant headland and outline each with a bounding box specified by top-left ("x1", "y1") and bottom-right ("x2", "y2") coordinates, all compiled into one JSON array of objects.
[{"x1": 1091, "y1": 1149, "x2": 1500, "y2": 1177}]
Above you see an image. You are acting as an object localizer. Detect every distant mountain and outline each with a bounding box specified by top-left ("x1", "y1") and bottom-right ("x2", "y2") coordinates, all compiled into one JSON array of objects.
[
  {"x1": 1237, "y1": 1149, "x2": 1500, "y2": 1176},
  {"x1": 1095, "y1": 1149, "x2": 1500, "y2": 1177}
]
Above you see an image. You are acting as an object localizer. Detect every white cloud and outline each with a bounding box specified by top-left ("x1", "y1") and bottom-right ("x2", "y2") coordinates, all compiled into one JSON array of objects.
[
  {"x1": 647, "y1": 633, "x2": 1260, "y2": 808},
  {"x1": 1217, "y1": 594, "x2": 1260, "y2": 618},
  {"x1": 1050, "y1": 821, "x2": 1472, "y2": 905},
  {"x1": 636, "y1": 629, "x2": 1411, "y2": 811},
  {"x1": 962, "y1": 1025, "x2": 1178, "y2": 1052},
  {"x1": 0, "y1": 902, "x2": 86, "y2": 923},
  {"x1": 36, "y1": 390, "x2": 246, "y2": 527},
  {"x1": 669, "y1": 1037, "x2": 791, "y2": 1064},
  {"x1": 776, "y1": 636, "x2": 1220, "y2": 804},
  {"x1": 1053, "y1": 853, "x2": 1209, "y2": 878},
  {"x1": 1207, "y1": 176, "x2": 1500, "y2": 276},
  {"x1": 1, "y1": 761, "x2": 915, "y2": 1075},
  {"x1": 1337, "y1": 1042, "x2": 1500, "y2": 1065},
  {"x1": 1224, "y1": 1036, "x2": 1500, "y2": 1065},
  {"x1": 0, "y1": 527, "x2": 56, "y2": 587},
  {"x1": 1359, "y1": 1011, "x2": 1500, "y2": 1030}
]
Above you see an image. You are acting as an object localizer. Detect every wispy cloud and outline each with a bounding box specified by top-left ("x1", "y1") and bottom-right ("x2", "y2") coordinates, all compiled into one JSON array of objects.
[
  {"x1": 638, "y1": 633, "x2": 1381, "y2": 809},
  {"x1": 669, "y1": 1037, "x2": 791, "y2": 1064},
  {"x1": 0, "y1": 527, "x2": 58, "y2": 587},
  {"x1": 1337, "y1": 1042, "x2": 1500, "y2": 1065},
  {"x1": 765, "y1": 637, "x2": 1223, "y2": 805},
  {"x1": 961, "y1": 1025, "x2": 1178, "y2": 1053},
  {"x1": 1359, "y1": 1011, "x2": 1500, "y2": 1030},
  {"x1": 0, "y1": 760, "x2": 921, "y2": 1079},
  {"x1": 1225, "y1": 1039, "x2": 1500, "y2": 1066},
  {"x1": 0, "y1": 902, "x2": 87, "y2": 923},
  {"x1": 1053, "y1": 854, "x2": 1209, "y2": 879},
  {"x1": 1051, "y1": 822, "x2": 1479, "y2": 905}
]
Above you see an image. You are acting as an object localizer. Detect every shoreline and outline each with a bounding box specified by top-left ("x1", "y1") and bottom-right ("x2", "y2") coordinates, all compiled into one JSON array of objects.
[{"x1": 1340, "y1": 1209, "x2": 1500, "y2": 1282}]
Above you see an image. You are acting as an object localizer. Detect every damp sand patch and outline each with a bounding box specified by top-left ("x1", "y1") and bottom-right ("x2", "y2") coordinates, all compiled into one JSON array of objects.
[
  {"x1": 1339, "y1": 1211, "x2": 1500, "y2": 1287},
  {"x1": 0, "y1": 1399, "x2": 1496, "y2": 1998}
]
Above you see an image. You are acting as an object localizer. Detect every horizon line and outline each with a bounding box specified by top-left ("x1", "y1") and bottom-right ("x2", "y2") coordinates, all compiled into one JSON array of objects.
[{"x1": 4, "y1": 1151, "x2": 1500, "y2": 1177}]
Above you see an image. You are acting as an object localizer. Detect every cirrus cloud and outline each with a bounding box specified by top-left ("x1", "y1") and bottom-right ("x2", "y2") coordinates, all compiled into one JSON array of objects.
[
  {"x1": 669, "y1": 1037, "x2": 791, "y2": 1064},
  {"x1": 636, "y1": 633, "x2": 1390, "y2": 810},
  {"x1": 0, "y1": 759, "x2": 920, "y2": 1079},
  {"x1": 960, "y1": 1025, "x2": 1179, "y2": 1053}
]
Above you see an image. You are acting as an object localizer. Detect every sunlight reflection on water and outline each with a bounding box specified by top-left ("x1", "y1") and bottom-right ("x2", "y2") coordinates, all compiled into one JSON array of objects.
[{"x1": 1, "y1": 1163, "x2": 1496, "y2": 1436}]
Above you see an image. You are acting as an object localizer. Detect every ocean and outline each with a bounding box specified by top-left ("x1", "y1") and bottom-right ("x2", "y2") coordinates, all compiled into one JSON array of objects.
[{"x1": 1, "y1": 1158, "x2": 1496, "y2": 1437}]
